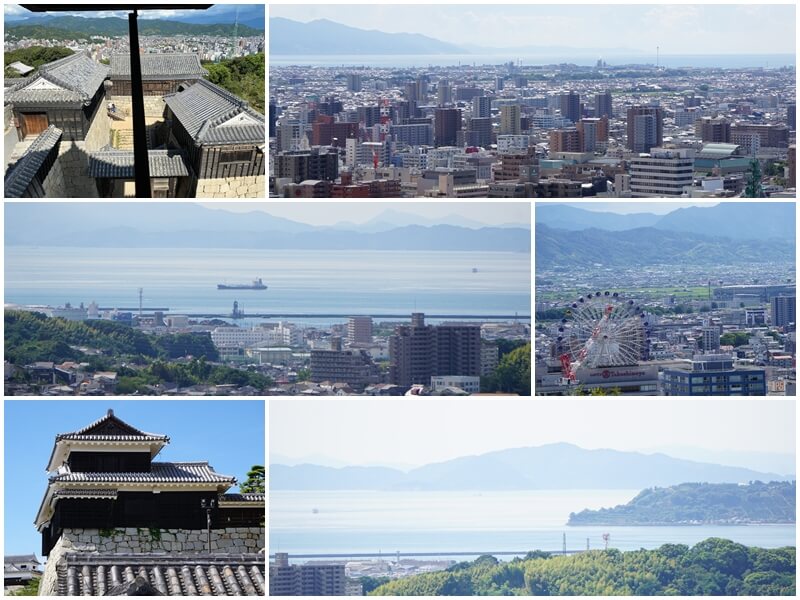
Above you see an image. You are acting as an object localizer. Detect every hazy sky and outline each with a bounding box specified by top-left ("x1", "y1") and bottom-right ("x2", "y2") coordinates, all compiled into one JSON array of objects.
[
  {"x1": 268, "y1": 4, "x2": 796, "y2": 55},
  {"x1": 200, "y1": 202, "x2": 531, "y2": 226},
  {"x1": 270, "y1": 399, "x2": 795, "y2": 467}
]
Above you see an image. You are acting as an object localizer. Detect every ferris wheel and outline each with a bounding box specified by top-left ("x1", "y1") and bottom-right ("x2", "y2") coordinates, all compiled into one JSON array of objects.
[{"x1": 555, "y1": 291, "x2": 650, "y2": 380}]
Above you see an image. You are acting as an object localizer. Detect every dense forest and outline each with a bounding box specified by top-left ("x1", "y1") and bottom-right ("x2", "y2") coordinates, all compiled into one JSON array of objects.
[
  {"x1": 4, "y1": 46, "x2": 74, "y2": 78},
  {"x1": 5, "y1": 310, "x2": 271, "y2": 392},
  {"x1": 568, "y1": 481, "x2": 796, "y2": 526},
  {"x1": 203, "y1": 52, "x2": 265, "y2": 114},
  {"x1": 370, "y1": 539, "x2": 796, "y2": 596}
]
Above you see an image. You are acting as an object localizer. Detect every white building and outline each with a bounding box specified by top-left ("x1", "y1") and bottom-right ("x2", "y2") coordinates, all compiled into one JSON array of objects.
[
  {"x1": 430, "y1": 375, "x2": 481, "y2": 394},
  {"x1": 497, "y1": 135, "x2": 530, "y2": 154},
  {"x1": 629, "y1": 148, "x2": 695, "y2": 197}
]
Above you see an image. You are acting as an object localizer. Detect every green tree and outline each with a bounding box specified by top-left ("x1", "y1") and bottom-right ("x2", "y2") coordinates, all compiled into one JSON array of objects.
[
  {"x1": 240, "y1": 465, "x2": 265, "y2": 493},
  {"x1": 8, "y1": 578, "x2": 40, "y2": 596}
]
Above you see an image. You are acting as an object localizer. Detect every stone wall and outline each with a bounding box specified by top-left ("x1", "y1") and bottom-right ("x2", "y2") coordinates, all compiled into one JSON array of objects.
[
  {"x1": 43, "y1": 156, "x2": 66, "y2": 197},
  {"x1": 196, "y1": 175, "x2": 265, "y2": 198},
  {"x1": 39, "y1": 526, "x2": 265, "y2": 595},
  {"x1": 58, "y1": 104, "x2": 111, "y2": 197}
]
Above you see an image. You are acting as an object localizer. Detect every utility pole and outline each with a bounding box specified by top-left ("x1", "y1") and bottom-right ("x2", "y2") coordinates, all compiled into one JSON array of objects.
[{"x1": 562, "y1": 532, "x2": 567, "y2": 555}]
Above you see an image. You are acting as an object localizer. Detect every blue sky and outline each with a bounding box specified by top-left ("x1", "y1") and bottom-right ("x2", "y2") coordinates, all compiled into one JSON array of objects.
[
  {"x1": 269, "y1": 4, "x2": 795, "y2": 55},
  {"x1": 4, "y1": 400, "x2": 264, "y2": 556}
]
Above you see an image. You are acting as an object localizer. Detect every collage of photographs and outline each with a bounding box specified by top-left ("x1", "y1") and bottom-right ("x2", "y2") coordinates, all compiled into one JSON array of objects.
[{"x1": 0, "y1": 1, "x2": 797, "y2": 598}]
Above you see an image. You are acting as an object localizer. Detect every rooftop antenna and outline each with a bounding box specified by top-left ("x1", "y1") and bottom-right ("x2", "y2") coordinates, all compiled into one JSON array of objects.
[{"x1": 602, "y1": 533, "x2": 610, "y2": 551}]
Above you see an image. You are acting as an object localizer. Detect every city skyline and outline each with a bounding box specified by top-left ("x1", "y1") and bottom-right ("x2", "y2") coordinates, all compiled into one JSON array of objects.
[
  {"x1": 270, "y1": 398, "x2": 795, "y2": 468},
  {"x1": 269, "y1": 4, "x2": 796, "y2": 55}
]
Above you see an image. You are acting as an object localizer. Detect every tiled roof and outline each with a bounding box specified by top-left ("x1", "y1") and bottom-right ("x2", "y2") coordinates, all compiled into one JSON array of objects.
[
  {"x1": 5, "y1": 51, "x2": 108, "y2": 106},
  {"x1": 58, "y1": 553, "x2": 265, "y2": 596},
  {"x1": 164, "y1": 79, "x2": 265, "y2": 145},
  {"x1": 4, "y1": 125, "x2": 62, "y2": 198},
  {"x1": 110, "y1": 53, "x2": 208, "y2": 80},
  {"x1": 220, "y1": 493, "x2": 265, "y2": 503},
  {"x1": 52, "y1": 488, "x2": 118, "y2": 500},
  {"x1": 5, "y1": 554, "x2": 41, "y2": 565},
  {"x1": 50, "y1": 462, "x2": 236, "y2": 485},
  {"x1": 87, "y1": 149, "x2": 190, "y2": 178},
  {"x1": 58, "y1": 409, "x2": 167, "y2": 440}
]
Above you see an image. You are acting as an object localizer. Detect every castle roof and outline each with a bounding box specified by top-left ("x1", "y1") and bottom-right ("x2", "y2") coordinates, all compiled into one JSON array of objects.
[
  {"x1": 57, "y1": 553, "x2": 265, "y2": 596},
  {"x1": 110, "y1": 53, "x2": 208, "y2": 80},
  {"x1": 87, "y1": 149, "x2": 190, "y2": 178},
  {"x1": 4, "y1": 125, "x2": 62, "y2": 198},
  {"x1": 50, "y1": 461, "x2": 236, "y2": 485},
  {"x1": 5, "y1": 51, "x2": 108, "y2": 107},
  {"x1": 164, "y1": 79, "x2": 265, "y2": 145}
]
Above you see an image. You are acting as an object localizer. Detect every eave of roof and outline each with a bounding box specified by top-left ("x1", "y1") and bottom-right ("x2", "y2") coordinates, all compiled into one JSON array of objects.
[
  {"x1": 4, "y1": 125, "x2": 63, "y2": 198},
  {"x1": 87, "y1": 149, "x2": 190, "y2": 178}
]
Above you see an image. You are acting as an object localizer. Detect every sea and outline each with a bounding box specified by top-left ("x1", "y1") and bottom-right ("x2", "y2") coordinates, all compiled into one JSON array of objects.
[
  {"x1": 269, "y1": 490, "x2": 797, "y2": 561},
  {"x1": 4, "y1": 246, "x2": 531, "y2": 326},
  {"x1": 270, "y1": 53, "x2": 796, "y2": 69}
]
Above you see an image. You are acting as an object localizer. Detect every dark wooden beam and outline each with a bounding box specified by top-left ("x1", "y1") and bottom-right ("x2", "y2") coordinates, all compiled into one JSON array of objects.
[{"x1": 127, "y1": 10, "x2": 150, "y2": 197}]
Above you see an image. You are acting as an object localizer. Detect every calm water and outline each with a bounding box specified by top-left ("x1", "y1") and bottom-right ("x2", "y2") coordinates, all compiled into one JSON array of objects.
[
  {"x1": 270, "y1": 53, "x2": 796, "y2": 69},
  {"x1": 4, "y1": 246, "x2": 530, "y2": 318},
  {"x1": 269, "y1": 490, "x2": 796, "y2": 558}
]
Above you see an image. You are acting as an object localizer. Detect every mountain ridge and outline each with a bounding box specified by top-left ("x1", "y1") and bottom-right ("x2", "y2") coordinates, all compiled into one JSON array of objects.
[{"x1": 270, "y1": 443, "x2": 790, "y2": 491}]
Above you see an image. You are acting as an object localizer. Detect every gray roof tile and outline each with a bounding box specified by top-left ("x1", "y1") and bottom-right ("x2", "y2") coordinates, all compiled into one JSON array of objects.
[
  {"x1": 4, "y1": 125, "x2": 62, "y2": 198},
  {"x1": 59, "y1": 553, "x2": 265, "y2": 596},
  {"x1": 220, "y1": 493, "x2": 265, "y2": 503},
  {"x1": 110, "y1": 53, "x2": 208, "y2": 80},
  {"x1": 62, "y1": 409, "x2": 167, "y2": 439},
  {"x1": 87, "y1": 149, "x2": 190, "y2": 178},
  {"x1": 164, "y1": 79, "x2": 265, "y2": 145},
  {"x1": 50, "y1": 462, "x2": 236, "y2": 484},
  {"x1": 5, "y1": 51, "x2": 108, "y2": 106}
]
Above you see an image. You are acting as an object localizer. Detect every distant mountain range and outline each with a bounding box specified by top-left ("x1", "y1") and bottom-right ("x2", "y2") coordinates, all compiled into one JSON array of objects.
[
  {"x1": 5, "y1": 16, "x2": 263, "y2": 40},
  {"x1": 4, "y1": 204, "x2": 530, "y2": 253},
  {"x1": 269, "y1": 17, "x2": 639, "y2": 56},
  {"x1": 536, "y1": 223, "x2": 795, "y2": 268},
  {"x1": 535, "y1": 203, "x2": 796, "y2": 241},
  {"x1": 270, "y1": 443, "x2": 791, "y2": 491},
  {"x1": 269, "y1": 17, "x2": 462, "y2": 55}
]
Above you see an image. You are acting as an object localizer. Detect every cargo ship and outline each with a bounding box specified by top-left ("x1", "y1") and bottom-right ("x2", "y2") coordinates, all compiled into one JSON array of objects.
[{"x1": 217, "y1": 278, "x2": 267, "y2": 290}]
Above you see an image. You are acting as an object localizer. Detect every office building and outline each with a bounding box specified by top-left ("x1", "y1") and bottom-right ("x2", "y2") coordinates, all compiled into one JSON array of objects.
[
  {"x1": 560, "y1": 91, "x2": 581, "y2": 123},
  {"x1": 730, "y1": 123, "x2": 789, "y2": 148},
  {"x1": 278, "y1": 118, "x2": 303, "y2": 152},
  {"x1": 466, "y1": 116, "x2": 493, "y2": 149},
  {"x1": 346, "y1": 73, "x2": 362, "y2": 92},
  {"x1": 771, "y1": 296, "x2": 796, "y2": 328},
  {"x1": 311, "y1": 116, "x2": 358, "y2": 147},
  {"x1": 347, "y1": 316, "x2": 373, "y2": 344},
  {"x1": 389, "y1": 123, "x2": 433, "y2": 146},
  {"x1": 497, "y1": 135, "x2": 530, "y2": 154},
  {"x1": 576, "y1": 117, "x2": 608, "y2": 152},
  {"x1": 437, "y1": 79, "x2": 452, "y2": 106},
  {"x1": 434, "y1": 108, "x2": 461, "y2": 147},
  {"x1": 269, "y1": 101, "x2": 276, "y2": 137},
  {"x1": 494, "y1": 76, "x2": 504, "y2": 92},
  {"x1": 627, "y1": 106, "x2": 664, "y2": 152},
  {"x1": 788, "y1": 145, "x2": 796, "y2": 187},
  {"x1": 357, "y1": 105, "x2": 381, "y2": 128},
  {"x1": 389, "y1": 313, "x2": 481, "y2": 387},
  {"x1": 788, "y1": 103, "x2": 796, "y2": 130},
  {"x1": 628, "y1": 147, "x2": 694, "y2": 197},
  {"x1": 473, "y1": 95, "x2": 492, "y2": 119},
  {"x1": 662, "y1": 355, "x2": 767, "y2": 396},
  {"x1": 499, "y1": 104, "x2": 521, "y2": 135},
  {"x1": 549, "y1": 128, "x2": 581, "y2": 153},
  {"x1": 594, "y1": 91, "x2": 612, "y2": 118},
  {"x1": 276, "y1": 149, "x2": 338, "y2": 184},
  {"x1": 702, "y1": 326, "x2": 721, "y2": 352},
  {"x1": 494, "y1": 150, "x2": 537, "y2": 182},
  {"x1": 696, "y1": 117, "x2": 731, "y2": 143},
  {"x1": 270, "y1": 554, "x2": 346, "y2": 596}
]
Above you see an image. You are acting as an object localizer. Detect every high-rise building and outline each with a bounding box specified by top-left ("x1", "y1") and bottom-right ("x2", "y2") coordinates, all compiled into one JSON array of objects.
[
  {"x1": 268, "y1": 101, "x2": 276, "y2": 138},
  {"x1": 434, "y1": 108, "x2": 461, "y2": 147},
  {"x1": 494, "y1": 76, "x2": 504, "y2": 92},
  {"x1": 696, "y1": 117, "x2": 731, "y2": 143},
  {"x1": 416, "y1": 75, "x2": 428, "y2": 102},
  {"x1": 466, "y1": 116, "x2": 492, "y2": 149},
  {"x1": 310, "y1": 337, "x2": 379, "y2": 390},
  {"x1": 560, "y1": 91, "x2": 581, "y2": 123},
  {"x1": 771, "y1": 296, "x2": 796, "y2": 328},
  {"x1": 702, "y1": 327, "x2": 721, "y2": 352},
  {"x1": 347, "y1": 316, "x2": 373, "y2": 344},
  {"x1": 495, "y1": 149, "x2": 537, "y2": 182},
  {"x1": 311, "y1": 116, "x2": 358, "y2": 147},
  {"x1": 627, "y1": 106, "x2": 663, "y2": 153},
  {"x1": 787, "y1": 103, "x2": 796, "y2": 130},
  {"x1": 404, "y1": 81, "x2": 419, "y2": 103},
  {"x1": 499, "y1": 104, "x2": 521, "y2": 135},
  {"x1": 594, "y1": 91, "x2": 612, "y2": 118},
  {"x1": 346, "y1": 73, "x2": 362, "y2": 92},
  {"x1": 357, "y1": 106, "x2": 381, "y2": 128},
  {"x1": 437, "y1": 79, "x2": 452, "y2": 106},
  {"x1": 270, "y1": 554, "x2": 346, "y2": 596},
  {"x1": 389, "y1": 123, "x2": 433, "y2": 146},
  {"x1": 472, "y1": 96, "x2": 492, "y2": 119},
  {"x1": 576, "y1": 117, "x2": 609, "y2": 152},
  {"x1": 788, "y1": 144, "x2": 796, "y2": 188},
  {"x1": 277, "y1": 118, "x2": 303, "y2": 152},
  {"x1": 628, "y1": 147, "x2": 694, "y2": 197},
  {"x1": 549, "y1": 128, "x2": 581, "y2": 153},
  {"x1": 388, "y1": 313, "x2": 481, "y2": 387},
  {"x1": 276, "y1": 149, "x2": 338, "y2": 184}
]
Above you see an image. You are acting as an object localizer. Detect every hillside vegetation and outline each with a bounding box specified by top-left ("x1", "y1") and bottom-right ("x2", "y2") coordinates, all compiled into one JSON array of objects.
[
  {"x1": 4, "y1": 45, "x2": 74, "y2": 78},
  {"x1": 568, "y1": 481, "x2": 796, "y2": 526},
  {"x1": 6, "y1": 17, "x2": 262, "y2": 40},
  {"x1": 371, "y1": 539, "x2": 796, "y2": 596},
  {"x1": 203, "y1": 52, "x2": 264, "y2": 114}
]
